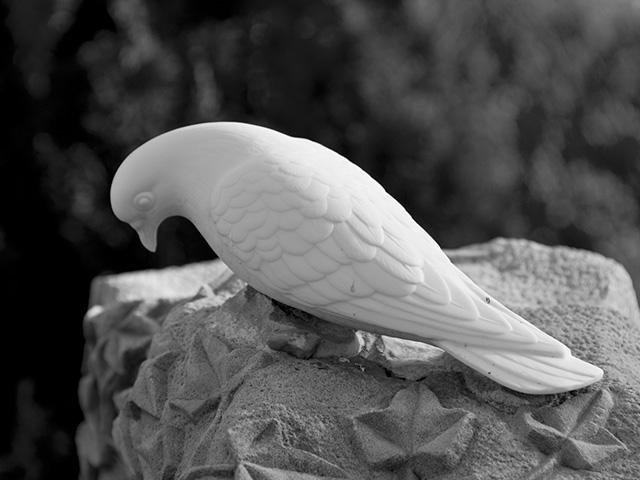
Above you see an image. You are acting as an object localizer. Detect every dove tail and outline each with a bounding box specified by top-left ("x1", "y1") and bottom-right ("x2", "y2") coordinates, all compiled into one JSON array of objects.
[{"x1": 437, "y1": 340, "x2": 603, "y2": 394}]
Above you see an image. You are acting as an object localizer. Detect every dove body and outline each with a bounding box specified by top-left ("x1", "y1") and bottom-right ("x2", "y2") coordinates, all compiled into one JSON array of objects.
[{"x1": 111, "y1": 122, "x2": 603, "y2": 394}]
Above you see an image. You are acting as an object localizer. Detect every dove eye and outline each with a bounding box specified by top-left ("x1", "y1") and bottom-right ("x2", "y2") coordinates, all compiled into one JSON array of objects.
[{"x1": 134, "y1": 192, "x2": 155, "y2": 211}]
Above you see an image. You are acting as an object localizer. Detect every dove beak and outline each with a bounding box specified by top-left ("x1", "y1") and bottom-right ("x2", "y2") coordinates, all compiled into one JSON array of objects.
[
  {"x1": 132, "y1": 221, "x2": 158, "y2": 252},
  {"x1": 139, "y1": 228, "x2": 157, "y2": 252}
]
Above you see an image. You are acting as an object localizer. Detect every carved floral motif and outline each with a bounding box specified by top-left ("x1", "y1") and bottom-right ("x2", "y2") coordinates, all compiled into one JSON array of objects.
[
  {"x1": 519, "y1": 389, "x2": 627, "y2": 474},
  {"x1": 351, "y1": 383, "x2": 476, "y2": 477}
]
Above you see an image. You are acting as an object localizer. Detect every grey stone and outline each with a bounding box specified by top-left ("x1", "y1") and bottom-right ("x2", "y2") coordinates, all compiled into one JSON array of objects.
[
  {"x1": 88, "y1": 260, "x2": 235, "y2": 307},
  {"x1": 77, "y1": 261, "x2": 243, "y2": 480},
  {"x1": 77, "y1": 239, "x2": 640, "y2": 479}
]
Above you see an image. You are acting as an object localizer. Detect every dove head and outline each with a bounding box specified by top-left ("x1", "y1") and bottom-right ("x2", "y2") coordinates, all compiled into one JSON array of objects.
[{"x1": 111, "y1": 122, "x2": 288, "y2": 252}]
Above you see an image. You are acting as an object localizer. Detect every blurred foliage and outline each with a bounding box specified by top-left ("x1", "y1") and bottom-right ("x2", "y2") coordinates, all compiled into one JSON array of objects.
[
  {"x1": 0, "y1": 380, "x2": 71, "y2": 480},
  {"x1": 7, "y1": 0, "x2": 640, "y2": 278},
  {"x1": 2, "y1": 0, "x2": 640, "y2": 478}
]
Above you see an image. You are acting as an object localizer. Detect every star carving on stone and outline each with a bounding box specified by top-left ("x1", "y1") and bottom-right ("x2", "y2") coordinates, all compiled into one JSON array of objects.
[
  {"x1": 174, "y1": 462, "x2": 236, "y2": 480},
  {"x1": 518, "y1": 388, "x2": 627, "y2": 471},
  {"x1": 167, "y1": 334, "x2": 231, "y2": 420},
  {"x1": 235, "y1": 462, "x2": 346, "y2": 480},
  {"x1": 227, "y1": 413, "x2": 349, "y2": 479},
  {"x1": 125, "y1": 330, "x2": 242, "y2": 422},
  {"x1": 86, "y1": 300, "x2": 162, "y2": 388},
  {"x1": 350, "y1": 383, "x2": 476, "y2": 478}
]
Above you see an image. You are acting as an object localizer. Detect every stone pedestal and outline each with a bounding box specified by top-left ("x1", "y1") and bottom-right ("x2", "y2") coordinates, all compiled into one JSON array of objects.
[{"x1": 77, "y1": 239, "x2": 640, "y2": 479}]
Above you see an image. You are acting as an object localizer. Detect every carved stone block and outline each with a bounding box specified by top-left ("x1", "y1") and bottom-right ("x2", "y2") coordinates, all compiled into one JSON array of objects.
[{"x1": 77, "y1": 239, "x2": 640, "y2": 479}]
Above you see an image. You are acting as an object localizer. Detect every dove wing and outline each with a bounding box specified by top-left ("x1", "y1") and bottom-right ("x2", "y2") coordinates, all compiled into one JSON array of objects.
[{"x1": 209, "y1": 139, "x2": 568, "y2": 357}]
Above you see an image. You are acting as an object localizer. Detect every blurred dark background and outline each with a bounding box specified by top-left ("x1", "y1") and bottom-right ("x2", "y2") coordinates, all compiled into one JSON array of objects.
[{"x1": 1, "y1": 0, "x2": 640, "y2": 478}]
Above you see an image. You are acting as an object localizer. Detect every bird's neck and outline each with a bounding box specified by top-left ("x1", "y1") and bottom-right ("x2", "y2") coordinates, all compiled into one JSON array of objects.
[
  {"x1": 171, "y1": 173, "x2": 213, "y2": 224},
  {"x1": 160, "y1": 128, "x2": 274, "y2": 239}
]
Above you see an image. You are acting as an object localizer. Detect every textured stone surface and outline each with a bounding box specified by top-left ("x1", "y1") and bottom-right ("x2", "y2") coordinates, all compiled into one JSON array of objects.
[
  {"x1": 88, "y1": 260, "x2": 234, "y2": 307},
  {"x1": 77, "y1": 238, "x2": 640, "y2": 479},
  {"x1": 76, "y1": 261, "x2": 244, "y2": 480}
]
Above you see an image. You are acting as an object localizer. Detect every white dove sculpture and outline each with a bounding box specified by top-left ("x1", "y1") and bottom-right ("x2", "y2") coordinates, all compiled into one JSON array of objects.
[{"x1": 110, "y1": 122, "x2": 603, "y2": 394}]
